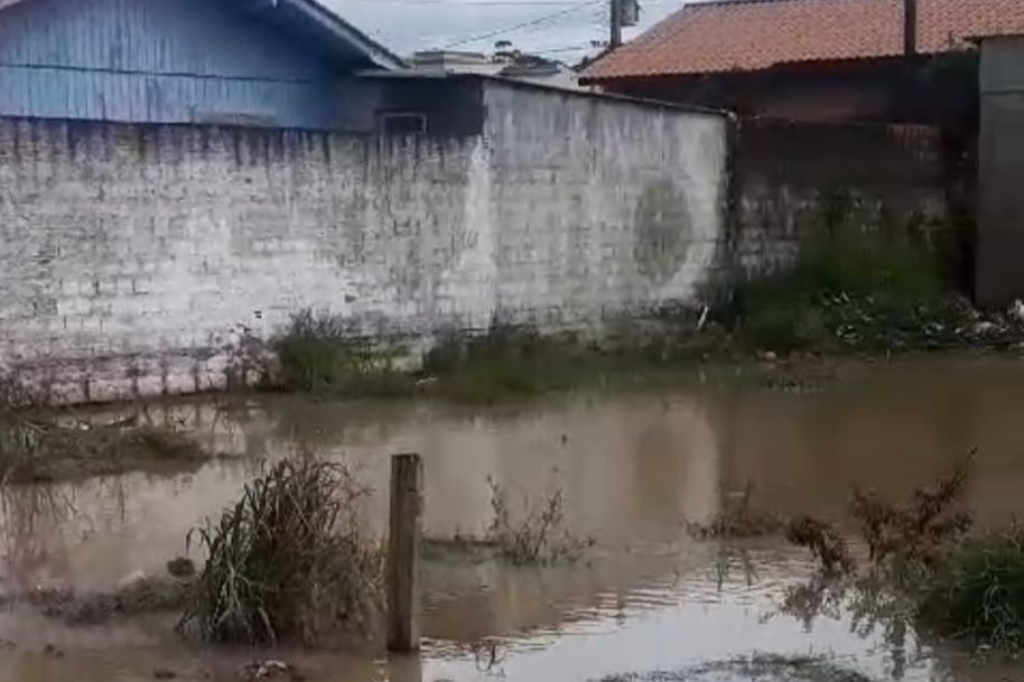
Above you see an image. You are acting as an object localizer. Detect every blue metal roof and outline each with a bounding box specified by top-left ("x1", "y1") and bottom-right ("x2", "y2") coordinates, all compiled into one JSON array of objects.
[
  {"x1": 250, "y1": 0, "x2": 404, "y2": 70},
  {"x1": 0, "y1": 0, "x2": 404, "y2": 70}
]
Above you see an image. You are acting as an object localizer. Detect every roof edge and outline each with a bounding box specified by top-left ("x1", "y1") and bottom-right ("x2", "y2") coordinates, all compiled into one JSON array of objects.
[
  {"x1": 580, "y1": 48, "x2": 964, "y2": 83},
  {"x1": 281, "y1": 0, "x2": 406, "y2": 70},
  {"x1": 356, "y1": 69, "x2": 732, "y2": 118}
]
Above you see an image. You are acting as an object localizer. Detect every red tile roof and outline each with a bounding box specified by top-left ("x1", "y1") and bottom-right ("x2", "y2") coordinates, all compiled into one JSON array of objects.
[{"x1": 582, "y1": 0, "x2": 1024, "y2": 81}]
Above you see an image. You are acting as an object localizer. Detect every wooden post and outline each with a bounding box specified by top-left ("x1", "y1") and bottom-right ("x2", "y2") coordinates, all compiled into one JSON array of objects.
[{"x1": 387, "y1": 453, "x2": 422, "y2": 652}]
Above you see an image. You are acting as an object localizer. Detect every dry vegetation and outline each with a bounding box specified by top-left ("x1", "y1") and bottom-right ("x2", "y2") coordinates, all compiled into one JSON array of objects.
[
  {"x1": 179, "y1": 458, "x2": 383, "y2": 645},
  {"x1": 686, "y1": 482, "x2": 783, "y2": 539},
  {"x1": 778, "y1": 457, "x2": 1024, "y2": 652},
  {"x1": 486, "y1": 475, "x2": 594, "y2": 565}
]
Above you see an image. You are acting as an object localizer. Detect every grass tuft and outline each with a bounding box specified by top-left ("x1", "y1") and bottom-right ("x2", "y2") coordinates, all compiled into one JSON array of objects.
[
  {"x1": 179, "y1": 457, "x2": 383, "y2": 645},
  {"x1": 919, "y1": 525, "x2": 1024, "y2": 650}
]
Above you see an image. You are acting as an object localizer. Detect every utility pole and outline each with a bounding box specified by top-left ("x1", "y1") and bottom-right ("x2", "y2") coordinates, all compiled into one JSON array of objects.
[{"x1": 610, "y1": 0, "x2": 622, "y2": 48}]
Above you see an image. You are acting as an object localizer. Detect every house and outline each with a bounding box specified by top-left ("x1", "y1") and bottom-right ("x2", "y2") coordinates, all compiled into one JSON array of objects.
[
  {"x1": 408, "y1": 49, "x2": 585, "y2": 91},
  {"x1": 581, "y1": 0, "x2": 1024, "y2": 125},
  {"x1": 0, "y1": 0, "x2": 402, "y2": 130}
]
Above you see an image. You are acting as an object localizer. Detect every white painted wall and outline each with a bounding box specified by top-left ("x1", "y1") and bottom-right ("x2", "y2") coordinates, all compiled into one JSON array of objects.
[{"x1": 0, "y1": 81, "x2": 728, "y2": 404}]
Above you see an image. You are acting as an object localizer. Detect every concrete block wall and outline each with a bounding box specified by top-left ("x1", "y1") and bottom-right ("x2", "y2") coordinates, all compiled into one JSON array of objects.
[
  {"x1": 731, "y1": 118, "x2": 949, "y2": 279},
  {"x1": 0, "y1": 80, "x2": 730, "y2": 404}
]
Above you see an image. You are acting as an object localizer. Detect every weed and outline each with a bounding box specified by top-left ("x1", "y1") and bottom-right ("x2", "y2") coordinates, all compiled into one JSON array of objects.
[
  {"x1": 486, "y1": 475, "x2": 593, "y2": 565},
  {"x1": 426, "y1": 327, "x2": 592, "y2": 403},
  {"x1": 28, "y1": 576, "x2": 189, "y2": 625},
  {"x1": 778, "y1": 458, "x2": 1024, "y2": 652},
  {"x1": 179, "y1": 457, "x2": 383, "y2": 645},
  {"x1": 849, "y1": 457, "x2": 973, "y2": 572},
  {"x1": 0, "y1": 413, "x2": 205, "y2": 484},
  {"x1": 918, "y1": 524, "x2": 1024, "y2": 650},
  {"x1": 274, "y1": 310, "x2": 412, "y2": 397},
  {"x1": 730, "y1": 205, "x2": 969, "y2": 353}
]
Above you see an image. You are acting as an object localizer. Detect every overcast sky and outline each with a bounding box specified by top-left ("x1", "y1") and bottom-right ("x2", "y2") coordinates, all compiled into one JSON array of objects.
[{"x1": 324, "y1": 0, "x2": 691, "y2": 64}]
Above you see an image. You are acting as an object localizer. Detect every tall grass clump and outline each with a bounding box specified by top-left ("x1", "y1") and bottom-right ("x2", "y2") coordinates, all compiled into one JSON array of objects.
[
  {"x1": 180, "y1": 458, "x2": 383, "y2": 645},
  {"x1": 274, "y1": 310, "x2": 412, "y2": 396}
]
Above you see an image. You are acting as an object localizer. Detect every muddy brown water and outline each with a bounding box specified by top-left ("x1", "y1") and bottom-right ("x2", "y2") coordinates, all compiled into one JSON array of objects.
[{"x1": 3, "y1": 357, "x2": 1024, "y2": 682}]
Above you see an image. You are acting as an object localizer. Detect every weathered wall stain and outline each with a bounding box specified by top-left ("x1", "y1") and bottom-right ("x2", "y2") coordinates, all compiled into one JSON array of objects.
[{"x1": 633, "y1": 180, "x2": 695, "y2": 284}]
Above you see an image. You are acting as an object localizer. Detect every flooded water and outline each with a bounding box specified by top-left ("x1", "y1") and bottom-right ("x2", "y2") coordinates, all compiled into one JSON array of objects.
[{"x1": 3, "y1": 356, "x2": 1024, "y2": 682}]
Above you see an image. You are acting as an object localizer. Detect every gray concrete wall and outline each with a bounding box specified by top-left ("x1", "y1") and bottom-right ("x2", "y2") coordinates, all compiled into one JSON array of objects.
[
  {"x1": 977, "y1": 36, "x2": 1024, "y2": 305},
  {"x1": 0, "y1": 79, "x2": 729, "y2": 404}
]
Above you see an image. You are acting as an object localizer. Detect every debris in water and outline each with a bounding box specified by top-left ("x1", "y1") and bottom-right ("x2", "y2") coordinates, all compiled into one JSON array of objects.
[
  {"x1": 238, "y1": 660, "x2": 296, "y2": 680},
  {"x1": 167, "y1": 557, "x2": 196, "y2": 580}
]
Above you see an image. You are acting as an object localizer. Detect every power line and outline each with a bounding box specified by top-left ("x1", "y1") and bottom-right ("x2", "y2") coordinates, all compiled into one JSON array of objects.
[{"x1": 442, "y1": 0, "x2": 603, "y2": 48}]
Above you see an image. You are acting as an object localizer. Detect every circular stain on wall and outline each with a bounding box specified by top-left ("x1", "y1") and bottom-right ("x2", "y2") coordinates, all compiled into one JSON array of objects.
[{"x1": 633, "y1": 180, "x2": 694, "y2": 284}]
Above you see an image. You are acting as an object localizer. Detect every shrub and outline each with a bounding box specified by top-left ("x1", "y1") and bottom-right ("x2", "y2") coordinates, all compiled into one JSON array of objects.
[{"x1": 180, "y1": 457, "x2": 383, "y2": 645}]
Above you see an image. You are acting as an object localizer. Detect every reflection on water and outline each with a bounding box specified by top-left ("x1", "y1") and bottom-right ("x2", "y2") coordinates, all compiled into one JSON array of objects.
[{"x1": 2, "y1": 357, "x2": 1024, "y2": 681}]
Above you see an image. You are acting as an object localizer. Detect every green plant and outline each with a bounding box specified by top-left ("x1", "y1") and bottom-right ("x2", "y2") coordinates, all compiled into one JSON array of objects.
[
  {"x1": 919, "y1": 525, "x2": 1024, "y2": 650},
  {"x1": 0, "y1": 413, "x2": 204, "y2": 484},
  {"x1": 274, "y1": 309, "x2": 411, "y2": 396},
  {"x1": 425, "y1": 326, "x2": 595, "y2": 403},
  {"x1": 180, "y1": 457, "x2": 383, "y2": 645},
  {"x1": 733, "y1": 200, "x2": 950, "y2": 353},
  {"x1": 486, "y1": 475, "x2": 593, "y2": 565}
]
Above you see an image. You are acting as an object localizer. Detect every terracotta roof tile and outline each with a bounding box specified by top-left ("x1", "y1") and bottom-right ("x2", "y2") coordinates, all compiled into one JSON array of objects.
[{"x1": 583, "y1": 0, "x2": 1024, "y2": 80}]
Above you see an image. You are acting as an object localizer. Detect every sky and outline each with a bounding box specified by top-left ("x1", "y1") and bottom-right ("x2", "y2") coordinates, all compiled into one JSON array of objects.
[{"x1": 324, "y1": 0, "x2": 692, "y2": 64}]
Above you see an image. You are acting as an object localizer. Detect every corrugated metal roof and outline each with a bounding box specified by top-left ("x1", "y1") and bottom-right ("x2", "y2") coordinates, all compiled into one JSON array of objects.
[
  {"x1": 582, "y1": 0, "x2": 1024, "y2": 82},
  {"x1": 0, "y1": 0, "x2": 404, "y2": 70}
]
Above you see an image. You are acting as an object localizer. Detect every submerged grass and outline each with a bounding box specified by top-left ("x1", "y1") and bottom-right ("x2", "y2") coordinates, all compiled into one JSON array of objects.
[
  {"x1": 27, "y1": 575, "x2": 189, "y2": 625},
  {"x1": 179, "y1": 457, "x2": 383, "y2": 645},
  {"x1": 0, "y1": 411, "x2": 205, "y2": 484},
  {"x1": 686, "y1": 482, "x2": 784, "y2": 539},
  {"x1": 486, "y1": 475, "x2": 594, "y2": 565}
]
